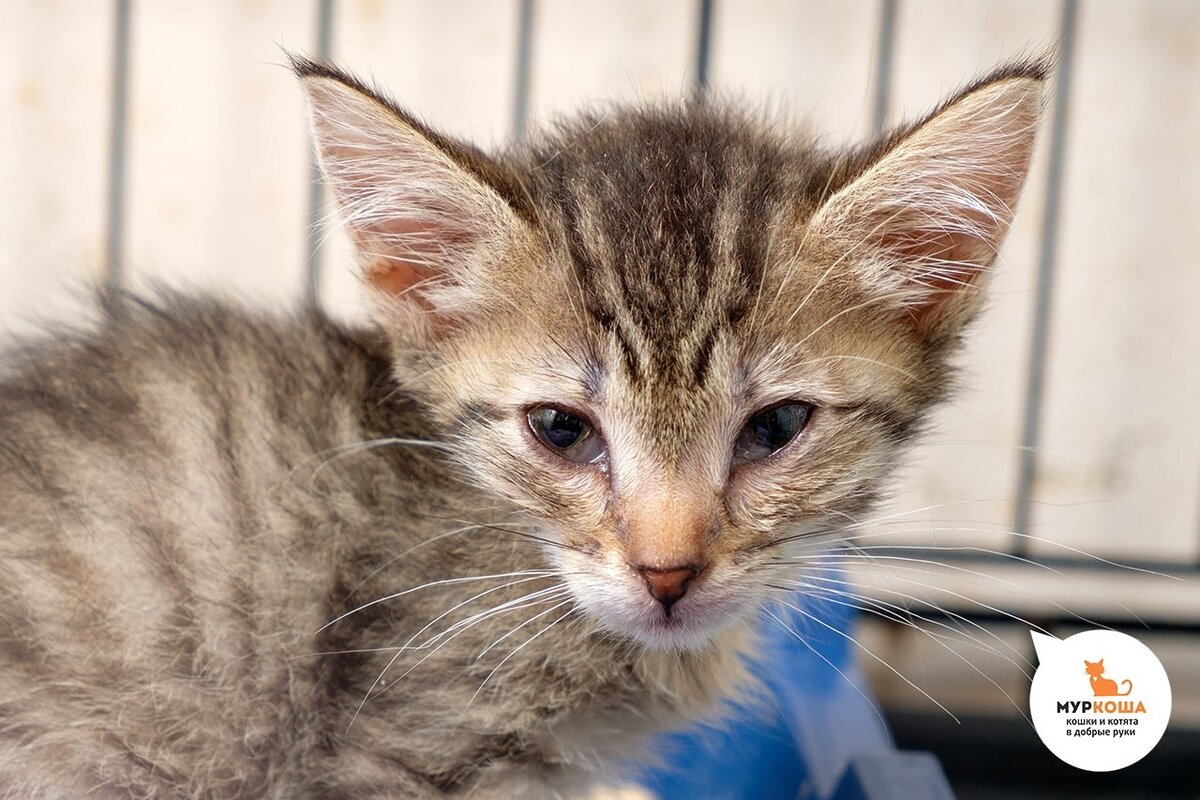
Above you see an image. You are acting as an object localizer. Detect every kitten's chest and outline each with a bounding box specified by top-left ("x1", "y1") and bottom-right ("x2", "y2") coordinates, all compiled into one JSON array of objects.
[{"x1": 315, "y1": 531, "x2": 750, "y2": 794}]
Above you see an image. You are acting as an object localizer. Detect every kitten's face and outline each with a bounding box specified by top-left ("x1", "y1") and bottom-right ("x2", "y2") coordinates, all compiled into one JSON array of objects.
[
  {"x1": 300, "y1": 59, "x2": 1044, "y2": 650},
  {"x1": 410, "y1": 202, "x2": 931, "y2": 650}
]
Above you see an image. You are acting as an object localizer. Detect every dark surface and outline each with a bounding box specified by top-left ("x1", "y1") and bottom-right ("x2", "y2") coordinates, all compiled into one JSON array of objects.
[{"x1": 887, "y1": 711, "x2": 1200, "y2": 799}]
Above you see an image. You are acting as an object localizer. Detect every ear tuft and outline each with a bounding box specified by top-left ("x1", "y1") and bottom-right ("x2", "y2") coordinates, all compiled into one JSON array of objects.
[
  {"x1": 297, "y1": 60, "x2": 529, "y2": 337},
  {"x1": 808, "y1": 62, "x2": 1047, "y2": 337}
]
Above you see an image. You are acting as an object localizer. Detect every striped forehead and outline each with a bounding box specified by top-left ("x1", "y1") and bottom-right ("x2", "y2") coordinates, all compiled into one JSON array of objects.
[{"x1": 534, "y1": 112, "x2": 792, "y2": 386}]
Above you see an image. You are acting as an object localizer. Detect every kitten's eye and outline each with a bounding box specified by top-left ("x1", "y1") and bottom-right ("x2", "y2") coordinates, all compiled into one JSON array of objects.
[
  {"x1": 733, "y1": 403, "x2": 813, "y2": 463},
  {"x1": 527, "y1": 406, "x2": 607, "y2": 464}
]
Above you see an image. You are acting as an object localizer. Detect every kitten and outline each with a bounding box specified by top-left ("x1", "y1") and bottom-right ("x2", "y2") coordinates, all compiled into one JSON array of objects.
[{"x1": 0, "y1": 56, "x2": 1044, "y2": 798}]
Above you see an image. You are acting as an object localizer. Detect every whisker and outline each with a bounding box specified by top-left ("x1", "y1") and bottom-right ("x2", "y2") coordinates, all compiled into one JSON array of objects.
[
  {"x1": 415, "y1": 513, "x2": 590, "y2": 555},
  {"x1": 294, "y1": 436, "x2": 455, "y2": 483},
  {"x1": 767, "y1": 584, "x2": 1031, "y2": 723},
  {"x1": 399, "y1": 580, "x2": 566, "y2": 653},
  {"x1": 454, "y1": 601, "x2": 578, "y2": 731},
  {"x1": 772, "y1": 572, "x2": 1034, "y2": 673},
  {"x1": 346, "y1": 522, "x2": 496, "y2": 596},
  {"x1": 318, "y1": 570, "x2": 555, "y2": 633},
  {"x1": 772, "y1": 595, "x2": 960, "y2": 723},
  {"x1": 474, "y1": 594, "x2": 573, "y2": 661},
  {"x1": 346, "y1": 582, "x2": 569, "y2": 730},
  {"x1": 416, "y1": 585, "x2": 572, "y2": 650},
  {"x1": 792, "y1": 555, "x2": 1081, "y2": 633},
  {"x1": 761, "y1": 607, "x2": 888, "y2": 729}
]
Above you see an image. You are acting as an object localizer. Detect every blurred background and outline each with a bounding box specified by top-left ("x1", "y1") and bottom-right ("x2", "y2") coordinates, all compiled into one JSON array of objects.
[{"x1": 2, "y1": 1, "x2": 1198, "y2": 797}]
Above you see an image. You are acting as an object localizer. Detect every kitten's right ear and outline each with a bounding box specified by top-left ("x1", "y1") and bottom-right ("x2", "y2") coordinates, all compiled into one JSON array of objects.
[
  {"x1": 295, "y1": 57, "x2": 531, "y2": 339},
  {"x1": 805, "y1": 61, "x2": 1046, "y2": 340}
]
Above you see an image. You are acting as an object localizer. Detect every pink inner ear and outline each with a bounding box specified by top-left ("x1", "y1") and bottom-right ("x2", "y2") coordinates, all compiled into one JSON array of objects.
[
  {"x1": 882, "y1": 227, "x2": 991, "y2": 284},
  {"x1": 366, "y1": 258, "x2": 435, "y2": 309},
  {"x1": 819, "y1": 77, "x2": 1041, "y2": 339},
  {"x1": 357, "y1": 217, "x2": 472, "y2": 314},
  {"x1": 882, "y1": 223, "x2": 995, "y2": 333}
]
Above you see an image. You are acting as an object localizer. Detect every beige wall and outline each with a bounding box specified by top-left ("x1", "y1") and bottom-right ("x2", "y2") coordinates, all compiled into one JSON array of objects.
[{"x1": 1, "y1": 1, "x2": 1198, "y2": 626}]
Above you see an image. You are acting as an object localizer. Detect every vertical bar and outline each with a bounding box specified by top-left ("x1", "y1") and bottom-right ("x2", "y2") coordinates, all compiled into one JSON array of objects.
[
  {"x1": 1012, "y1": 0, "x2": 1080, "y2": 552},
  {"x1": 104, "y1": 0, "x2": 133, "y2": 295},
  {"x1": 870, "y1": 0, "x2": 898, "y2": 135},
  {"x1": 695, "y1": 0, "x2": 715, "y2": 95},
  {"x1": 305, "y1": 0, "x2": 336, "y2": 305},
  {"x1": 511, "y1": 0, "x2": 536, "y2": 142}
]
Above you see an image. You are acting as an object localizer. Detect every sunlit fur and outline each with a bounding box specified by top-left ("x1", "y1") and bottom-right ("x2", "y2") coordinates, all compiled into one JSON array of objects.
[{"x1": 0, "y1": 58, "x2": 1043, "y2": 797}]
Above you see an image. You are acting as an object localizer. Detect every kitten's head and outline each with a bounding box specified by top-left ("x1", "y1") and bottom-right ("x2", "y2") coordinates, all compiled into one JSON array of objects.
[{"x1": 298, "y1": 58, "x2": 1044, "y2": 651}]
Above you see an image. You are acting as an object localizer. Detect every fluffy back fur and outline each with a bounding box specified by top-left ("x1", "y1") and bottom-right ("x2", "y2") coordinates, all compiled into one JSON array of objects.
[{"x1": 0, "y1": 57, "x2": 1045, "y2": 797}]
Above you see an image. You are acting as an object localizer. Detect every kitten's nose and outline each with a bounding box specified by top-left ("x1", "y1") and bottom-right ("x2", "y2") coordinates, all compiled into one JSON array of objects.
[{"x1": 637, "y1": 565, "x2": 702, "y2": 613}]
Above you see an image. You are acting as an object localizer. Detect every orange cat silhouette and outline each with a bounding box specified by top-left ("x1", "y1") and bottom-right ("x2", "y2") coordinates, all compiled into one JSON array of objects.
[{"x1": 1085, "y1": 659, "x2": 1132, "y2": 697}]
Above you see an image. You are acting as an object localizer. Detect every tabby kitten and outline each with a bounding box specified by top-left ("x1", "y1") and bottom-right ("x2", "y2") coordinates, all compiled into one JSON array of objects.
[{"x1": 0, "y1": 57, "x2": 1044, "y2": 798}]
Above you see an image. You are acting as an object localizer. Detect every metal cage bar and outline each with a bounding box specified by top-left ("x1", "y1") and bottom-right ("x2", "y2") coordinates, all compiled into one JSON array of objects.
[
  {"x1": 512, "y1": 0, "x2": 536, "y2": 142},
  {"x1": 304, "y1": 0, "x2": 336, "y2": 305},
  {"x1": 871, "y1": 0, "x2": 899, "y2": 135},
  {"x1": 104, "y1": 0, "x2": 133, "y2": 295},
  {"x1": 1012, "y1": 0, "x2": 1079, "y2": 552},
  {"x1": 695, "y1": 0, "x2": 715, "y2": 94}
]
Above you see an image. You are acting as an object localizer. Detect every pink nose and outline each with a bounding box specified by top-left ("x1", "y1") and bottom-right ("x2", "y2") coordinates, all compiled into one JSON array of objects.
[{"x1": 637, "y1": 565, "x2": 703, "y2": 613}]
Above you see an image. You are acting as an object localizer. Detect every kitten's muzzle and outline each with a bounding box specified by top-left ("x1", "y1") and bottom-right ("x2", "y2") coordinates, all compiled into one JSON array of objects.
[{"x1": 636, "y1": 564, "x2": 705, "y2": 614}]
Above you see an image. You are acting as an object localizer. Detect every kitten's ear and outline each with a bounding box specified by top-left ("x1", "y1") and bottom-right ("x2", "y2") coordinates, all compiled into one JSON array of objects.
[
  {"x1": 295, "y1": 58, "x2": 531, "y2": 338},
  {"x1": 807, "y1": 62, "x2": 1046, "y2": 338}
]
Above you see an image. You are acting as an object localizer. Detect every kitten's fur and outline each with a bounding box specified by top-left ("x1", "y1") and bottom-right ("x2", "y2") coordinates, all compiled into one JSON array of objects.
[{"x1": 0, "y1": 57, "x2": 1044, "y2": 798}]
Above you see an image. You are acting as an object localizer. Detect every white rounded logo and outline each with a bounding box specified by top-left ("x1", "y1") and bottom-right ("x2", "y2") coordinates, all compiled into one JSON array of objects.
[{"x1": 1029, "y1": 630, "x2": 1171, "y2": 772}]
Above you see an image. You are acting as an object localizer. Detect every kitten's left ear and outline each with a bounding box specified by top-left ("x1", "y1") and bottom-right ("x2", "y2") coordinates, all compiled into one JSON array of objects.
[
  {"x1": 295, "y1": 57, "x2": 533, "y2": 340},
  {"x1": 807, "y1": 62, "x2": 1046, "y2": 339}
]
